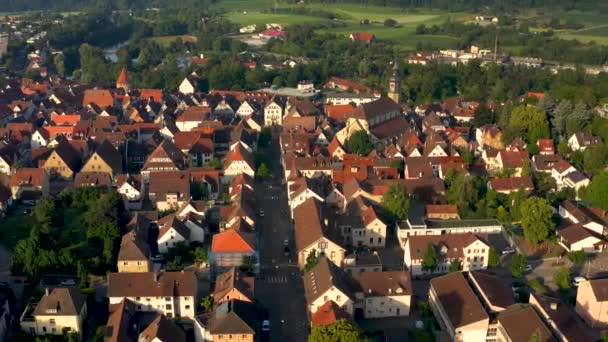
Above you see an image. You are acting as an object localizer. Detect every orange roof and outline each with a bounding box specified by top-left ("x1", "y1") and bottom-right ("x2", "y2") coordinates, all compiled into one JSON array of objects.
[
  {"x1": 83, "y1": 89, "x2": 114, "y2": 108},
  {"x1": 50, "y1": 113, "x2": 80, "y2": 126},
  {"x1": 351, "y1": 32, "x2": 375, "y2": 43},
  {"x1": 537, "y1": 138, "x2": 554, "y2": 152},
  {"x1": 139, "y1": 89, "x2": 163, "y2": 102},
  {"x1": 46, "y1": 125, "x2": 74, "y2": 138},
  {"x1": 211, "y1": 229, "x2": 255, "y2": 253},
  {"x1": 325, "y1": 104, "x2": 356, "y2": 122},
  {"x1": 527, "y1": 92, "x2": 545, "y2": 100},
  {"x1": 116, "y1": 67, "x2": 129, "y2": 86},
  {"x1": 426, "y1": 204, "x2": 459, "y2": 215},
  {"x1": 311, "y1": 301, "x2": 350, "y2": 327},
  {"x1": 10, "y1": 168, "x2": 45, "y2": 187}
]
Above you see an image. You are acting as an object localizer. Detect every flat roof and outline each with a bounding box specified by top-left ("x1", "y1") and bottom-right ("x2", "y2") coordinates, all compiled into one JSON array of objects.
[
  {"x1": 426, "y1": 219, "x2": 502, "y2": 229},
  {"x1": 258, "y1": 87, "x2": 319, "y2": 98}
]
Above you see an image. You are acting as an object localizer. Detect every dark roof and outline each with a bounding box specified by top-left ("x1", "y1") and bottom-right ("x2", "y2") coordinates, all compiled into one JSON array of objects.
[
  {"x1": 497, "y1": 304, "x2": 553, "y2": 342},
  {"x1": 430, "y1": 272, "x2": 489, "y2": 328},
  {"x1": 51, "y1": 138, "x2": 82, "y2": 172},
  {"x1": 213, "y1": 267, "x2": 255, "y2": 302},
  {"x1": 33, "y1": 288, "x2": 86, "y2": 316},
  {"x1": 303, "y1": 257, "x2": 359, "y2": 304},
  {"x1": 104, "y1": 299, "x2": 137, "y2": 342},
  {"x1": 469, "y1": 271, "x2": 515, "y2": 310},
  {"x1": 358, "y1": 271, "x2": 412, "y2": 297},
  {"x1": 588, "y1": 278, "x2": 608, "y2": 301},
  {"x1": 91, "y1": 139, "x2": 122, "y2": 173},
  {"x1": 354, "y1": 97, "x2": 401, "y2": 125},
  {"x1": 108, "y1": 272, "x2": 196, "y2": 298},
  {"x1": 206, "y1": 299, "x2": 260, "y2": 335},
  {"x1": 139, "y1": 314, "x2": 186, "y2": 342},
  {"x1": 158, "y1": 215, "x2": 191, "y2": 240},
  {"x1": 118, "y1": 231, "x2": 150, "y2": 261},
  {"x1": 531, "y1": 294, "x2": 596, "y2": 342},
  {"x1": 74, "y1": 172, "x2": 112, "y2": 188}
]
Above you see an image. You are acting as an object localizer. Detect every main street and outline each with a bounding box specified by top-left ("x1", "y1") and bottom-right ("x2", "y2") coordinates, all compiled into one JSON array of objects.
[{"x1": 254, "y1": 135, "x2": 309, "y2": 342}]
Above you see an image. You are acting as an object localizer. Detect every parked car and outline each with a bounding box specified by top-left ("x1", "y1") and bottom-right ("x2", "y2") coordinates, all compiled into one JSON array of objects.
[
  {"x1": 60, "y1": 279, "x2": 76, "y2": 286},
  {"x1": 151, "y1": 255, "x2": 165, "y2": 263},
  {"x1": 502, "y1": 248, "x2": 515, "y2": 255},
  {"x1": 259, "y1": 210, "x2": 265, "y2": 217},
  {"x1": 572, "y1": 276, "x2": 587, "y2": 287},
  {"x1": 262, "y1": 320, "x2": 270, "y2": 332},
  {"x1": 524, "y1": 265, "x2": 533, "y2": 272}
]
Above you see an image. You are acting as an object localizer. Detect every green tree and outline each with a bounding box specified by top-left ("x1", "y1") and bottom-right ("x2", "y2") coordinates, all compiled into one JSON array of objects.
[
  {"x1": 567, "y1": 250, "x2": 587, "y2": 266},
  {"x1": 488, "y1": 248, "x2": 500, "y2": 267},
  {"x1": 582, "y1": 145, "x2": 608, "y2": 176},
  {"x1": 304, "y1": 249, "x2": 320, "y2": 272},
  {"x1": 449, "y1": 259, "x2": 462, "y2": 272},
  {"x1": 201, "y1": 295, "x2": 214, "y2": 312},
  {"x1": 582, "y1": 172, "x2": 608, "y2": 210},
  {"x1": 256, "y1": 163, "x2": 270, "y2": 179},
  {"x1": 510, "y1": 254, "x2": 527, "y2": 278},
  {"x1": 553, "y1": 267, "x2": 571, "y2": 290},
  {"x1": 446, "y1": 172, "x2": 479, "y2": 217},
  {"x1": 309, "y1": 319, "x2": 368, "y2": 342},
  {"x1": 508, "y1": 105, "x2": 550, "y2": 143},
  {"x1": 53, "y1": 53, "x2": 65, "y2": 77},
  {"x1": 190, "y1": 181, "x2": 208, "y2": 200},
  {"x1": 347, "y1": 130, "x2": 373, "y2": 156},
  {"x1": 520, "y1": 197, "x2": 555, "y2": 244},
  {"x1": 381, "y1": 184, "x2": 410, "y2": 223},
  {"x1": 422, "y1": 243, "x2": 438, "y2": 272},
  {"x1": 32, "y1": 196, "x2": 56, "y2": 235},
  {"x1": 193, "y1": 247, "x2": 208, "y2": 265}
]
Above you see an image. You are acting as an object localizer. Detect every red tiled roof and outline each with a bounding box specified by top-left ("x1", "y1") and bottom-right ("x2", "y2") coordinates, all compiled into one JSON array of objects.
[
  {"x1": 83, "y1": 89, "x2": 114, "y2": 108},
  {"x1": 425, "y1": 204, "x2": 459, "y2": 215},
  {"x1": 537, "y1": 138, "x2": 554, "y2": 152},
  {"x1": 116, "y1": 68, "x2": 129, "y2": 86},
  {"x1": 325, "y1": 104, "x2": 356, "y2": 123},
  {"x1": 351, "y1": 32, "x2": 375, "y2": 43},
  {"x1": 527, "y1": 92, "x2": 545, "y2": 100},
  {"x1": 50, "y1": 113, "x2": 80, "y2": 126},
  {"x1": 10, "y1": 168, "x2": 45, "y2": 187},
  {"x1": 211, "y1": 229, "x2": 255, "y2": 253},
  {"x1": 310, "y1": 301, "x2": 350, "y2": 328},
  {"x1": 139, "y1": 89, "x2": 163, "y2": 102}
]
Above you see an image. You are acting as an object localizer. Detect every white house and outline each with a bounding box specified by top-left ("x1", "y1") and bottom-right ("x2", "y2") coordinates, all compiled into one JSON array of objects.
[
  {"x1": 264, "y1": 97, "x2": 285, "y2": 126},
  {"x1": 222, "y1": 144, "x2": 255, "y2": 180},
  {"x1": 179, "y1": 75, "x2": 200, "y2": 95},
  {"x1": 116, "y1": 174, "x2": 144, "y2": 210},
  {"x1": 358, "y1": 271, "x2": 411, "y2": 318},
  {"x1": 568, "y1": 132, "x2": 601, "y2": 151},
  {"x1": 157, "y1": 216, "x2": 205, "y2": 254}
]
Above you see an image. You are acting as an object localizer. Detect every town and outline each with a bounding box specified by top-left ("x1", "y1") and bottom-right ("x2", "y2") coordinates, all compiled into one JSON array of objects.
[{"x1": 0, "y1": 1, "x2": 607, "y2": 342}]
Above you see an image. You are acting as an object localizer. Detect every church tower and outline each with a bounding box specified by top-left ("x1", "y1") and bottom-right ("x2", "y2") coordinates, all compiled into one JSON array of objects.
[
  {"x1": 116, "y1": 67, "x2": 131, "y2": 92},
  {"x1": 387, "y1": 59, "x2": 401, "y2": 104}
]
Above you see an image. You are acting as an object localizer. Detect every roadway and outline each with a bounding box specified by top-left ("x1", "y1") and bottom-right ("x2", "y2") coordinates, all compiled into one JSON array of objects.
[{"x1": 254, "y1": 135, "x2": 309, "y2": 342}]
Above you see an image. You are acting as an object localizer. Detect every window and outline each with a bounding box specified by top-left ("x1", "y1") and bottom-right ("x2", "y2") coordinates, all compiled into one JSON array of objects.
[
  {"x1": 42, "y1": 327, "x2": 47, "y2": 332},
  {"x1": 123, "y1": 262, "x2": 128, "y2": 266},
  {"x1": 51, "y1": 328, "x2": 56, "y2": 333},
  {"x1": 165, "y1": 297, "x2": 171, "y2": 301},
  {"x1": 185, "y1": 305, "x2": 190, "y2": 309},
  {"x1": 336, "y1": 295, "x2": 341, "y2": 302},
  {"x1": 49, "y1": 319, "x2": 56, "y2": 324},
  {"x1": 136, "y1": 297, "x2": 141, "y2": 300}
]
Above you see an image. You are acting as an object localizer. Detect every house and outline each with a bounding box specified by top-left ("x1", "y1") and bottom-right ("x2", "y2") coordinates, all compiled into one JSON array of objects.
[
  {"x1": 288, "y1": 175, "x2": 345, "y2": 215},
  {"x1": 303, "y1": 257, "x2": 358, "y2": 316},
  {"x1": 148, "y1": 171, "x2": 190, "y2": 211},
  {"x1": 108, "y1": 271, "x2": 197, "y2": 319},
  {"x1": 179, "y1": 75, "x2": 201, "y2": 95},
  {"x1": 10, "y1": 168, "x2": 49, "y2": 201},
  {"x1": 223, "y1": 144, "x2": 255, "y2": 180},
  {"x1": 576, "y1": 279, "x2": 608, "y2": 328},
  {"x1": 116, "y1": 174, "x2": 144, "y2": 210},
  {"x1": 142, "y1": 140, "x2": 189, "y2": 178},
  {"x1": 556, "y1": 224, "x2": 606, "y2": 253},
  {"x1": 559, "y1": 200, "x2": 607, "y2": 235},
  {"x1": 82, "y1": 89, "x2": 114, "y2": 109},
  {"x1": 264, "y1": 96, "x2": 286, "y2": 126},
  {"x1": 20, "y1": 288, "x2": 87, "y2": 338},
  {"x1": 117, "y1": 231, "x2": 151, "y2": 273},
  {"x1": 429, "y1": 272, "x2": 489, "y2": 342},
  {"x1": 487, "y1": 177, "x2": 534, "y2": 194},
  {"x1": 210, "y1": 228, "x2": 257, "y2": 273},
  {"x1": 42, "y1": 139, "x2": 81, "y2": 179},
  {"x1": 294, "y1": 198, "x2": 346, "y2": 268},
  {"x1": 139, "y1": 314, "x2": 186, "y2": 342},
  {"x1": 425, "y1": 204, "x2": 460, "y2": 220},
  {"x1": 102, "y1": 299, "x2": 137, "y2": 342},
  {"x1": 194, "y1": 299, "x2": 261, "y2": 342},
  {"x1": 495, "y1": 150, "x2": 528, "y2": 176},
  {"x1": 338, "y1": 197, "x2": 387, "y2": 248},
  {"x1": 475, "y1": 125, "x2": 504, "y2": 150},
  {"x1": 310, "y1": 301, "x2": 350, "y2": 328},
  {"x1": 550, "y1": 159, "x2": 589, "y2": 192},
  {"x1": 495, "y1": 304, "x2": 553, "y2": 342},
  {"x1": 358, "y1": 271, "x2": 412, "y2": 318},
  {"x1": 531, "y1": 293, "x2": 596, "y2": 341},
  {"x1": 73, "y1": 172, "x2": 112, "y2": 190},
  {"x1": 568, "y1": 132, "x2": 601, "y2": 151},
  {"x1": 404, "y1": 233, "x2": 490, "y2": 276},
  {"x1": 212, "y1": 267, "x2": 255, "y2": 305},
  {"x1": 176, "y1": 106, "x2": 210, "y2": 132},
  {"x1": 157, "y1": 215, "x2": 203, "y2": 254},
  {"x1": 80, "y1": 140, "x2": 122, "y2": 176},
  {"x1": 0, "y1": 142, "x2": 19, "y2": 175},
  {"x1": 537, "y1": 138, "x2": 554, "y2": 155},
  {"x1": 350, "y1": 32, "x2": 375, "y2": 44}
]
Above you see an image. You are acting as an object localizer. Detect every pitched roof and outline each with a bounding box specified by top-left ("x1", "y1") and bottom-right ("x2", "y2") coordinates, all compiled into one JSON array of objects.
[
  {"x1": 211, "y1": 229, "x2": 255, "y2": 253},
  {"x1": 83, "y1": 89, "x2": 114, "y2": 108},
  {"x1": 350, "y1": 32, "x2": 375, "y2": 43},
  {"x1": 425, "y1": 204, "x2": 459, "y2": 216},
  {"x1": 353, "y1": 97, "x2": 401, "y2": 125},
  {"x1": 213, "y1": 267, "x2": 255, "y2": 302},
  {"x1": 50, "y1": 138, "x2": 81, "y2": 171},
  {"x1": 556, "y1": 224, "x2": 601, "y2": 244},
  {"x1": 33, "y1": 288, "x2": 86, "y2": 316},
  {"x1": 469, "y1": 271, "x2": 515, "y2": 310},
  {"x1": 407, "y1": 233, "x2": 487, "y2": 261},
  {"x1": 430, "y1": 272, "x2": 489, "y2": 328},
  {"x1": 497, "y1": 304, "x2": 553, "y2": 342},
  {"x1": 303, "y1": 257, "x2": 358, "y2": 304},
  {"x1": 116, "y1": 68, "x2": 130, "y2": 87},
  {"x1": 207, "y1": 299, "x2": 260, "y2": 335},
  {"x1": 74, "y1": 172, "x2": 112, "y2": 188},
  {"x1": 588, "y1": 278, "x2": 608, "y2": 301},
  {"x1": 89, "y1": 139, "x2": 122, "y2": 173},
  {"x1": 108, "y1": 271, "x2": 196, "y2": 298},
  {"x1": 223, "y1": 144, "x2": 254, "y2": 170},
  {"x1": 310, "y1": 300, "x2": 350, "y2": 328},
  {"x1": 488, "y1": 177, "x2": 534, "y2": 192},
  {"x1": 158, "y1": 215, "x2": 191, "y2": 240},
  {"x1": 118, "y1": 231, "x2": 150, "y2": 261},
  {"x1": 358, "y1": 271, "x2": 412, "y2": 297},
  {"x1": 104, "y1": 299, "x2": 137, "y2": 342},
  {"x1": 293, "y1": 198, "x2": 343, "y2": 252},
  {"x1": 143, "y1": 140, "x2": 188, "y2": 171},
  {"x1": 10, "y1": 167, "x2": 46, "y2": 187},
  {"x1": 139, "y1": 314, "x2": 185, "y2": 342}
]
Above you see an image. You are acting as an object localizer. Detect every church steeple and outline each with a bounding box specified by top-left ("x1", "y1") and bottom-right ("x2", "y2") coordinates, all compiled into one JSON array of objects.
[
  {"x1": 388, "y1": 59, "x2": 401, "y2": 104},
  {"x1": 116, "y1": 67, "x2": 131, "y2": 92}
]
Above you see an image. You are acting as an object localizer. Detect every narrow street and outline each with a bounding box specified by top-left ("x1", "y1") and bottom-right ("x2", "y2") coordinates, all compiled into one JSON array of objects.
[{"x1": 254, "y1": 135, "x2": 309, "y2": 342}]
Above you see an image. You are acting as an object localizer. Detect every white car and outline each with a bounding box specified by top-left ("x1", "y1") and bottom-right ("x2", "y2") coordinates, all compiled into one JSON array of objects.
[
  {"x1": 572, "y1": 276, "x2": 587, "y2": 286},
  {"x1": 524, "y1": 265, "x2": 533, "y2": 272},
  {"x1": 262, "y1": 320, "x2": 270, "y2": 332},
  {"x1": 502, "y1": 248, "x2": 515, "y2": 255}
]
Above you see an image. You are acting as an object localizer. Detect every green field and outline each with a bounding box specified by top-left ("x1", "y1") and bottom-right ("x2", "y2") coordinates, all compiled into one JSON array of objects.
[{"x1": 217, "y1": 0, "x2": 471, "y2": 51}]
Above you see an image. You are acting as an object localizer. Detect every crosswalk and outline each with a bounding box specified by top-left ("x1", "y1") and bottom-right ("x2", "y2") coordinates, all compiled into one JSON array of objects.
[{"x1": 260, "y1": 275, "x2": 288, "y2": 284}]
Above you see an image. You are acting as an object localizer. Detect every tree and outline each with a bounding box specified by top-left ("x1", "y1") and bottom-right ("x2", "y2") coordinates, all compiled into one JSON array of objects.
[
  {"x1": 240, "y1": 255, "x2": 253, "y2": 273},
  {"x1": 553, "y1": 267, "x2": 571, "y2": 290},
  {"x1": 508, "y1": 105, "x2": 550, "y2": 143},
  {"x1": 449, "y1": 259, "x2": 462, "y2": 272},
  {"x1": 582, "y1": 172, "x2": 608, "y2": 210},
  {"x1": 201, "y1": 295, "x2": 214, "y2": 312},
  {"x1": 446, "y1": 172, "x2": 479, "y2": 216},
  {"x1": 309, "y1": 319, "x2": 368, "y2": 342},
  {"x1": 422, "y1": 243, "x2": 438, "y2": 272},
  {"x1": 53, "y1": 53, "x2": 65, "y2": 77},
  {"x1": 510, "y1": 254, "x2": 527, "y2": 278},
  {"x1": 304, "y1": 249, "x2": 320, "y2": 272},
  {"x1": 32, "y1": 196, "x2": 56, "y2": 235},
  {"x1": 583, "y1": 145, "x2": 608, "y2": 175},
  {"x1": 384, "y1": 18, "x2": 398, "y2": 27},
  {"x1": 381, "y1": 184, "x2": 410, "y2": 223},
  {"x1": 568, "y1": 250, "x2": 587, "y2": 266},
  {"x1": 207, "y1": 158, "x2": 222, "y2": 169},
  {"x1": 256, "y1": 163, "x2": 270, "y2": 179},
  {"x1": 258, "y1": 128, "x2": 272, "y2": 147},
  {"x1": 551, "y1": 100, "x2": 573, "y2": 138},
  {"x1": 520, "y1": 197, "x2": 555, "y2": 244},
  {"x1": 193, "y1": 247, "x2": 208, "y2": 266},
  {"x1": 347, "y1": 130, "x2": 373, "y2": 156},
  {"x1": 488, "y1": 248, "x2": 500, "y2": 267},
  {"x1": 190, "y1": 181, "x2": 208, "y2": 200}
]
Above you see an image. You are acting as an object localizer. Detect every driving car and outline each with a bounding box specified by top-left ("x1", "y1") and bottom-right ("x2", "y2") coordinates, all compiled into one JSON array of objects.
[{"x1": 262, "y1": 320, "x2": 270, "y2": 332}]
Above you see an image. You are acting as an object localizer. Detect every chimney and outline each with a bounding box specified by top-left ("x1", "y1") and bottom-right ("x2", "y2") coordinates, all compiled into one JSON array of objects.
[
  {"x1": 324, "y1": 218, "x2": 329, "y2": 226},
  {"x1": 153, "y1": 271, "x2": 159, "y2": 282},
  {"x1": 45, "y1": 288, "x2": 49, "y2": 296},
  {"x1": 550, "y1": 302, "x2": 558, "y2": 310}
]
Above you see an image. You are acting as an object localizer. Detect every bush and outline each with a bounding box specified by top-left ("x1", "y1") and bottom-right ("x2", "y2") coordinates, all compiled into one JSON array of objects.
[
  {"x1": 384, "y1": 18, "x2": 398, "y2": 27},
  {"x1": 567, "y1": 250, "x2": 587, "y2": 266},
  {"x1": 510, "y1": 254, "x2": 527, "y2": 278},
  {"x1": 553, "y1": 267, "x2": 571, "y2": 290}
]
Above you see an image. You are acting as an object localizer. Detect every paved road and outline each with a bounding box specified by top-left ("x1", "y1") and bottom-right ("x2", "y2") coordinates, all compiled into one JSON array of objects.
[{"x1": 255, "y1": 136, "x2": 309, "y2": 342}]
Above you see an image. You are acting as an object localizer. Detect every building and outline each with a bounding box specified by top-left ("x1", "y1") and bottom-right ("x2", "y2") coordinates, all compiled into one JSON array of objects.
[
  {"x1": 148, "y1": 171, "x2": 190, "y2": 211},
  {"x1": 194, "y1": 299, "x2": 261, "y2": 342},
  {"x1": 531, "y1": 293, "x2": 596, "y2": 341},
  {"x1": 358, "y1": 271, "x2": 411, "y2": 318},
  {"x1": 213, "y1": 267, "x2": 255, "y2": 305},
  {"x1": 20, "y1": 288, "x2": 87, "y2": 338},
  {"x1": 116, "y1": 68, "x2": 131, "y2": 92},
  {"x1": 139, "y1": 314, "x2": 186, "y2": 342},
  {"x1": 404, "y1": 233, "x2": 490, "y2": 276},
  {"x1": 117, "y1": 231, "x2": 151, "y2": 273},
  {"x1": 223, "y1": 144, "x2": 255, "y2": 180},
  {"x1": 210, "y1": 228, "x2": 257, "y2": 273},
  {"x1": 80, "y1": 140, "x2": 122, "y2": 176},
  {"x1": 338, "y1": 197, "x2": 387, "y2": 248},
  {"x1": 429, "y1": 272, "x2": 489, "y2": 341},
  {"x1": 387, "y1": 60, "x2": 401, "y2": 104},
  {"x1": 10, "y1": 167, "x2": 49, "y2": 201},
  {"x1": 107, "y1": 271, "x2": 197, "y2": 319},
  {"x1": 303, "y1": 257, "x2": 358, "y2": 316},
  {"x1": 42, "y1": 139, "x2": 81, "y2": 179},
  {"x1": 576, "y1": 279, "x2": 608, "y2": 328},
  {"x1": 495, "y1": 304, "x2": 553, "y2": 342},
  {"x1": 264, "y1": 96, "x2": 286, "y2": 126},
  {"x1": 568, "y1": 132, "x2": 601, "y2": 151}
]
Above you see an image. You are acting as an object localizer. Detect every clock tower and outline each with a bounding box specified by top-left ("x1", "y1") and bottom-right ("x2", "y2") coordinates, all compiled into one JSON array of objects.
[{"x1": 387, "y1": 59, "x2": 401, "y2": 104}]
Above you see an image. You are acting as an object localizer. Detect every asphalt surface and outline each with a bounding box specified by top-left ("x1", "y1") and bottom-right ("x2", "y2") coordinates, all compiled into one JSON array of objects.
[{"x1": 254, "y1": 136, "x2": 309, "y2": 342}]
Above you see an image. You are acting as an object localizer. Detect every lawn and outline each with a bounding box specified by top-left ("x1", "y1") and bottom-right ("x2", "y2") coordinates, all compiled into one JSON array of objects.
[
  {"x1": 0, "y1": 213, "x2": 33, "y2": 250},
  {"x1": 217, "y1": 0, "x2": 472, "y2": 51}
]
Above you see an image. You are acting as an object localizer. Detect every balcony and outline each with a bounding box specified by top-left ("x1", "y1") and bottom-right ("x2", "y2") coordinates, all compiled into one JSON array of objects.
[{"x1": 20, "y1": 304, "x2": 37, "y2": 322}]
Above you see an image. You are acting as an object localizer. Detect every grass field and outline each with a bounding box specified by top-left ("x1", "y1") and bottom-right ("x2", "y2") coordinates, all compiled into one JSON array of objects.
[
  {"x1": 148, "y1": 35, "x2": 198, "y2": 46},
  {"x1": 217, "y1": 0, "x2": 471, "y2": 51}
]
